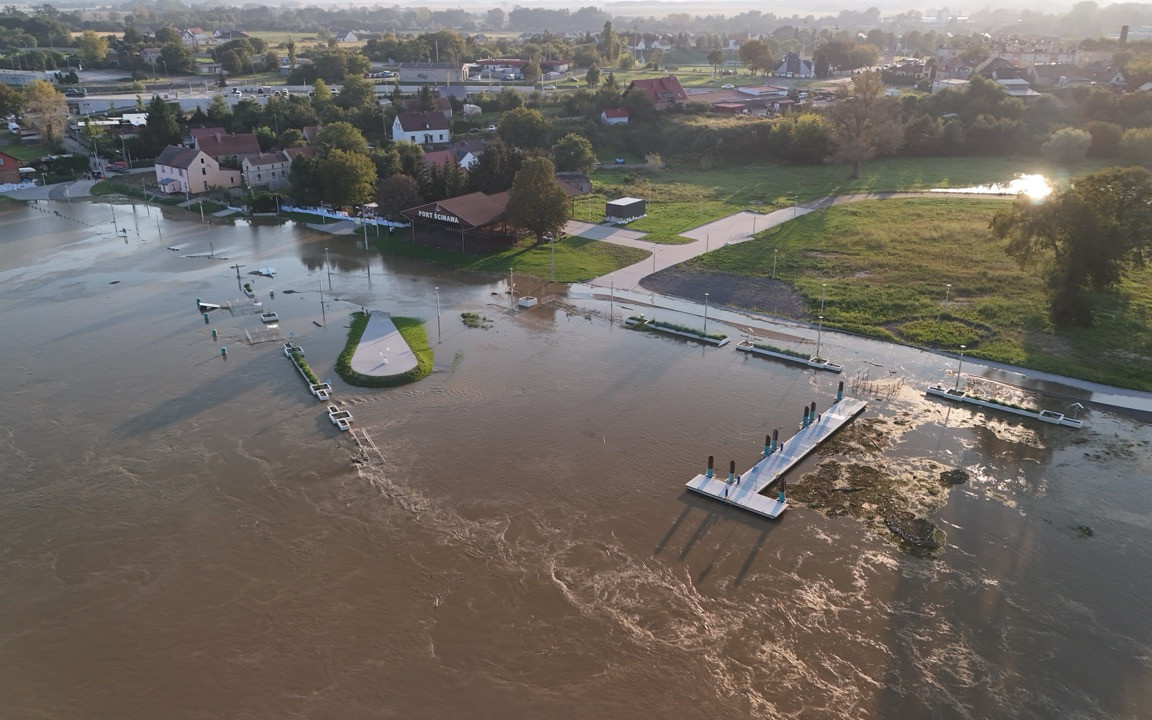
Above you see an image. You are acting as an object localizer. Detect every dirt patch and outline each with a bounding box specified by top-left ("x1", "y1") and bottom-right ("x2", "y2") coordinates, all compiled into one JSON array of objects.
[{"x1": 640, "y1": 267, "x2": 809, "y2": 319}]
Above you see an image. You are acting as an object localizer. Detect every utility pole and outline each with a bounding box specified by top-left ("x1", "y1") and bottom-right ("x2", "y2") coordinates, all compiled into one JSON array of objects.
[{"x1": 231, "y1": 263, "x2": 245, "y2": 288}]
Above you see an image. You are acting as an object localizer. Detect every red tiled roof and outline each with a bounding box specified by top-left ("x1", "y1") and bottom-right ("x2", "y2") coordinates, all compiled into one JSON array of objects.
[
  {"x1": 404, "y1": 192, "x2": 508, "y2": 229},
  {"x1": 284, "y1": 145, "x2": 316, "y2": 160},
  {"x1": 602, "y1": 108, "x2": 629, "y2": 118},
  {"x1": 190, "y1": 126, "x2": 227, "y2": 139},
  {"x1": 195, "y1": 131, "x2": 262, "y2": 158},
  {"x1": 625, "y1": 75, "x2": 688, "y2": 104}
]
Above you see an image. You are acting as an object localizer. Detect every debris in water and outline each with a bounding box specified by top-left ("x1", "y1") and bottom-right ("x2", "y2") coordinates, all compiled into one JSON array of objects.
[{"x1": 109, "y1": 280, "x2": 120, "y2": 284}]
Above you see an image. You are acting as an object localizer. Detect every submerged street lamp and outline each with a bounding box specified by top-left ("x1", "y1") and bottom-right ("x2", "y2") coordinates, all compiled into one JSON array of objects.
[
  {"x1": 435, "y1": 286, "x2": 441, "y2": 343},
  {"x1": 955, "y1": 344, "x2": 966, "y2": 390},
  {"x1": 816, "y1": 315, "x2": 824, "y2": 361}
]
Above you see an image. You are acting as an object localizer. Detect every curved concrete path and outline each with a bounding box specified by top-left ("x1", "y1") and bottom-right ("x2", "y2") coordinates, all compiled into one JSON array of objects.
[
  {"x1": 1, "y1": 178, "x2": 98, "y2": 201},
  {"x1": 349, "y1": 313, "x2": 418, "y2": 377},
  {"x1": 578, "y1": 191, "x2": 1011, "y2": 290}
]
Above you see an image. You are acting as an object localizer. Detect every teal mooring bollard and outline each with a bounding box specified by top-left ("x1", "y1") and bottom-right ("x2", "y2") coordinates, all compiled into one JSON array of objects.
[{"x1": 220, "y1": 347, "x2": 227, "y2": 358}]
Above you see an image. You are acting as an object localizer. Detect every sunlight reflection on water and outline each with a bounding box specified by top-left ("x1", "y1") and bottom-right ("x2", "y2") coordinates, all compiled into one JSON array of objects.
[{"x1": 931, "y1": 173, "x2": 1052, "y2": 200}]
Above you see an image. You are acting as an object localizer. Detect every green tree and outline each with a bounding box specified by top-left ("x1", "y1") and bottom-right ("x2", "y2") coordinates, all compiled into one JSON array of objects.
[
  {"x1": 311, "y1": 78, "x2": 332, "y2": 103},
  {"x1": 1042, "y1": 127, "x2": 1092, "y2": 163},
  {"x1": 416, "y1": 84, "x2": 436, "y2": 112},
  {"x1": 991, "y1": 166, "x2": 1152, "y2": 326},
  {"x1": 1083, "y1": 121, "x2": 1122, "y2": 158},
  {"x1": 286, "y1": 37, "x2": 297, "y2": 69},
  {"x1": 277, "y1": 128, "x2": 306, "y2": 149},
  {"x1": 335, "y1": 73, "x2": 375, "y2": 111},
  {"x1": 738, "y1": 38, "x2": 774, "y2": 75},
  {"x1": 707, "y1": 49, "x2": 723, "y2": 74},
  {"x1": 505, "y1": 155, "x2": 570, "y2": 245},
  {"x1": 551, "y1": 133, "x2": 596, "y2": 174},
  {"x1": 1119, "y1": 127, "x2": 1152, "y2": 165},
  {"x1": 466, "y1": 141, "x2": 520, "y2": 194},
  {"x1": 138, "y1": 94, "x2": 183, "y2": 157},
  {"x1": 0, "y1": 83, "x2": 21, "y2": 118},
  {"x1": 585, "y1": 63, "x2": 601, "y2": 87},
  {"x1": 21, "y1": 79, "x2": 68, "y2": 149},
  {"x1": 289, "y1": 152, "x2": 321, "y2": 203},
  {"x1": 159, "y1": 42, "x2": 195, "y2": 74},
  {"x1": 316, "y1": 121, "x2": 368, "y2": 155},
  {"x1": 497, "y1": 106, "x2": 552, "y2": 150},
  {"x1": 376, "y1": 173, "x2": 424, "y2": 216},
  {"x1": 825, "y1": 71, "x2": 903, "y2": 178},
  {"x1": 76, "y1": 29, "x2": 108, "y2": 65},
  {"x1": 318, "y1": 149, "x2": 377, "y2": 207}
]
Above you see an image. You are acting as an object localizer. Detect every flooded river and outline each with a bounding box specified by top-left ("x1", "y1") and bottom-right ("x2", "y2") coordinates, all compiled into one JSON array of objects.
[{"x1": 2, "y1": 199, "x2": 1150, "y2": 719}]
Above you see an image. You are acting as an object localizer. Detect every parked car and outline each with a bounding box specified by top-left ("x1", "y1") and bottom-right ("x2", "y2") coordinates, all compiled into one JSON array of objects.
[
  {"x1": 721, "y1": 83, "x2": 735, "y2": 89},
  {"x1": 485, "y1": 124, "x2": 497, "y2": 132},
  {"x1": 109, "y1": 162, "x2": 129, "y2": 174},
  {"x1": 230, "y1": 88, "x2": 242, "y2": 96},
  {"x1": 542, "y1": 85, "x2": 557, "y2": 91}
]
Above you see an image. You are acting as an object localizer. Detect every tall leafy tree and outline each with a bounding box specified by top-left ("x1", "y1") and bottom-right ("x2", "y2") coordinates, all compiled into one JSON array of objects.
[
  {"x1": 552, "y1": 132, "x2": 596, "y2": 174},
  {"x1": 585, "y1": 63, "x2": 601, "y2": 87},
  {"x1": 76, "y1": 29, "x2": 108, "y2": 65},
  {"x1": 137, "y1": 94, "x2": 182, "y2": 157},
  {"x1": 466, "y1": 141, "x2": 520, "y2": 194},
  {"x1": 824, "y1": 71, "x2": 903, "y2": 178},
  {"x1": 21, "y1": 79, "x2": 68, "y2": 148},
  {"x1": 316, "y1": 121, "x2": 368, "y2": 155},
  {"x1": 505, "y1": 155, "x2": 570, "y2": 245},
  {"x1": 497, "y1": 106, "x2": 552, "y2": 150},
  {"x1": 991, "y1": 166, "x2": 1152, "y2": 327},
  {"x1": 317, "y1": 149, "x2": 377, "y2": 207}
]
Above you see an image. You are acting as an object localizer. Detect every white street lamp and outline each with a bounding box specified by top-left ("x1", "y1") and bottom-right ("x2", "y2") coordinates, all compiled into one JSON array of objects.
[
  {"x1": 820, "y1": 282, "x2": 827, "y2": 314},
  {"x1": 816, "y1": 315, "x2": 824, "y2": 361},
  {"x1": 772, "y1": 249, "x2": 778, "y2": 278},
  {"x1": 325, "y1": 247, "x2": 332, "y2": 291},
  {"x1": 435, "y1": 286, "x2": 441, "y2": 343},
  {"x1": 955, "y1": 344, "x2": 966, "y2": 390},
  {"x1": 704, "y1": 292, "x2": 710, "y2": 334}
]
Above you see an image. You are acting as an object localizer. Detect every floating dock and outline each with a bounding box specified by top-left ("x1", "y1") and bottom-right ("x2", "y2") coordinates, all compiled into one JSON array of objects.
[
  {"x1": 925, "y1": 385, "x2": 1083, "y2": 428},
  {"x1": 685, "y1": 396, "x2": 868, "y2": 519}
]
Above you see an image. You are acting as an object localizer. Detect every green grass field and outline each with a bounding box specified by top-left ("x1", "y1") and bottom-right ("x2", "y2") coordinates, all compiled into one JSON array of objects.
[
  {"x1": 685, "y1": 196, "x2": 1152, "y2": 391},
  {"x1": 0, "y1": 142, "x2": 53, "y2": 162},
  {"x1": 366, "y1": 228, "x2": 647, "y2": 282}
]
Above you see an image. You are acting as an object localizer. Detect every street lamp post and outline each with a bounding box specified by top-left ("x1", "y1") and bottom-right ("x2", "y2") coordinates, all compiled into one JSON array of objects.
[
  {"x1": 820, "y1": 283, "x2": 827, "y2": 314},
  {"x1": 955, "y1": 344, "x2": 966, "y2": 390},
  {"x1": 325, "y1": 247, "x2": 332, "y2": 291},
  {"x1": 816, "y1": 315, "x2": 824, "y2": 361},
  {"x1": 435, "y1": 286, "x2": 441, "y2": 343},
  {"x1": 772, "y1": 249, "x2": 778, "y2": 279},
  {"x1": 160, "y1": 60, "x2": 170, "y2": 90},
  {"x1": 704, "y1": 292, "x2": 710, "y2": 335},
  {"x1": 549, "y1": 233, "x2": 555, "y2": 283}
]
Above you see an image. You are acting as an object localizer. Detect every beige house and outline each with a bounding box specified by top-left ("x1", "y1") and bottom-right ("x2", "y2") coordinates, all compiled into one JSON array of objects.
[
  {"x1": 242, "y1": 150, "x2": 292, "y2": 189},
  {"x1": 154, "y1": 145, "x2": 241, "y2": 195}
]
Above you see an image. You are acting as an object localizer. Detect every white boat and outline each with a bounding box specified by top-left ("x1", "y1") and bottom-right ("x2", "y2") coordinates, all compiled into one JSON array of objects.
[
  {"x1": 257, "y1": 267, "x2": 277, "y2": 277},
  {"x1": 197, "y1": 302, "x2": 221, "y2": 312},
  {"x1": 260, "y1": 312, "x2": 279, "y2": 324}
]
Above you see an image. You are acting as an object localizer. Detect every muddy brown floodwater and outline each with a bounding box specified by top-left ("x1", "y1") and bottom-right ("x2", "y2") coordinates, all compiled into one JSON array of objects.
[{"x1": 2, "y1": 199, "x2": 1151, "y2": 719}]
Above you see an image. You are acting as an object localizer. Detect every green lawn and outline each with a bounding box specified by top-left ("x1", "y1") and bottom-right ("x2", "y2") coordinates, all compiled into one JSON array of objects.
[
  {"x1": 585, "y1": 156, "x2": 1112, "y2": 246},
  {"x1": 685, "y1": 196, "x2": 1152, "y2": 391},
  {"x1": 366, "y1": 229, "x2": 647, "y2": 282},
  {"x1": 0, "y1": 143, "x2": 53, "y2": 162}
]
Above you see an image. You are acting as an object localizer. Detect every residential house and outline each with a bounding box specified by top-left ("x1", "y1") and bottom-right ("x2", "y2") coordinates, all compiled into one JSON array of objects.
[
  {"x1": 195, "y1": 63, "x2": 224, "y2": 76},
  {"x1": 181, "y1": 27, "x2": 211, "y2": 48},
  {"x1": 398, "y1": 62, "x2": 467, "y2": 84},
  {"x1": 600, "y1": 108, "x2": 630, "y2": 125},
  {"x1": 422, "y1": 149, "x2": 462, "y2": 172},
  {"x1": 302, "y1": 125, "x2": 322, "y2": 145},
  {"x1": 402, "y1": 97, "x2": 453, "y2": 119},
  {"x1": 938, "y1": 56, "x2": 971, "y2": 79},
  {"x1": 213, "y1": 30, "x2": 250, "y2": 41},
  {"x1": 541, "y1": 60, "x2": 570, "y2": 75},
  {"x1": 448, "y1": 138, "x2": 488, "y2": 169},
  {"x1": 154, "y1": 145, "x2": 242, "y2": 195},
  {"x1": 140, "y1": 47, "x2": 163, "y2": 67},
  {"x1": 393, "y1": 111, "x2": 451, "y2": 147},
  {"x1": 774, "y1": 52, "x2": 814, "y2": 78},
  {"x1": 1090, "y1": 68, "x2": 1127, "y2": 89},
  {"x1": 242, "y1": 151, "x2": 292, "y2": 189},
  {"x1": 473, "y1": 59, "x2": 526, "y2": 79},
  {"x1": 332, "y1": 29, "x2": 358, "y2": 43},
  {"x1": 190, "y1": 128, "x2": 262, "y2": 160},
  {"x1": 1031, "y1": 63, "x2": 1089, "y2": 87},
  {"x1": 623, "y1": 76, "x2": 687, "y2": 110},
  {"x1": 932, "y1": 78, "x2": 970, "y2": 93},
  {"x1": 995, "y1": 78, "x2": 1042, "y2": 98},
  {"x1": 0, "y1": 149, "x2": 22, "y2": 184}
]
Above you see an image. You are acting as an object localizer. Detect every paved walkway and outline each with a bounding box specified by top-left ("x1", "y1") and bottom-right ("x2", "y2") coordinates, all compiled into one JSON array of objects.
[
  {"x1": 307, "y1": 219, "x2": 359, "y2": 235},
  {"x1": 573, "y1": 205, "x2": 816, "y2": 290},
  {"x1": 349, "y1": 313, "x2": 418, "y2": 377},
  {"x1": 1, "y1": 179, "x2": 98, "y2": 201}
]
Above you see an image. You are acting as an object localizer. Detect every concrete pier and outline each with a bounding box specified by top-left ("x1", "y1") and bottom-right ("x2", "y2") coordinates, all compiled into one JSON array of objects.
[{"x1": 685, "y1": 397, "x2": 868, "y2": 519}]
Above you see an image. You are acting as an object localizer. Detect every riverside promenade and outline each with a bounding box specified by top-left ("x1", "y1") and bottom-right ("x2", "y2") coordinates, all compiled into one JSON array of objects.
[{"x1": 349, "y1": 313, "x2": 418, "y2": 377}]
